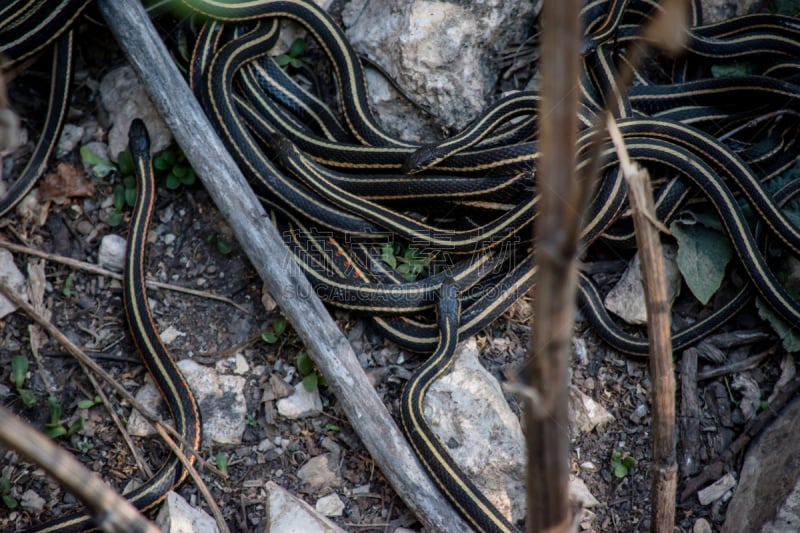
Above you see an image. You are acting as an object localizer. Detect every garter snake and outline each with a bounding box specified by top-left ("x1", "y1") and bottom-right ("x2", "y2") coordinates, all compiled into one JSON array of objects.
[
  {"x1": 6, "y1": 0, "x2": 800, "y2": 531},
  {"x1": 26, "y1": 122, "x2": 201, "y2": 532}
]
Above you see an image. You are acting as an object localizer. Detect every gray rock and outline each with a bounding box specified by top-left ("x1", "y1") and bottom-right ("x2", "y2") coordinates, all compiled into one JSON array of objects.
[
  {"x1": 155, "y1": 491, "x2": 218, "y2": 533},
  {"x1": 99, "y1": 65, "x2": 172, "y2": 162},
  {"x1": 266, "y1": 481, "x2": 346, "y2": 533},
  {"x1": 423, "y1": 337, "x2": 525, "y2": 523},
  {"x1": 129, "y1": 360, "x2": 247, "y2": 445},
  {"x1": 569, "y1": 386, "x2": 615, "y2": 438},
  {"x1": 0, "y1": 249, "x2": 27, "y2": 319},
  {"x1": 694, "y1": 518, "x2": 713, "y2": 533},
  {"x1": 697, "y1": 473, "x2": 735, "y2": 506},
  {"x1": 19, "y1": 490, "x2": 46, "y2": 513},
  {"x1": 604, "y1": 244, "x2": 681, "y2": 325},
  {"x1": 343, "y1": 0, "x2": 537, "y2": 138},
  {"x1": 297, "y1": 454, "x2": 342, "y2": 493},
  {"x1": 97, "y1": 234, "x2": 127, "y2": 273},
  {"x1": 56, "y1": 124, "x2": 85, "y2": 157},
  {"x1": 276, "y1": 383, "x2": 322, "y2": 419},
  {"x1": 315, "y1": 493, "x2": 345, "y2": 517},
  {"x1": 181, "y1": 359, "x2": 247, "y2": 445},
  {"x1": 723, "y1": 397, "x2": 800, "y2": 532}
]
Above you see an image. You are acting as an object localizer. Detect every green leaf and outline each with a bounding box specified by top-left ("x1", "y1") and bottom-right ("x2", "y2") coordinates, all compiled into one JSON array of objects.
[
  {"x1": 124, "y1": 186, "x2": 137, "y2": 207},
  {"x1": 296, "y1": 353, "x2": 314, "y2": 376},
  {"x1": 0, "y1": 476, "x2": 10, "y2": 492},
  {"x1": 261, "y1": 331, "x2": 279, "y2": 344},
  {"x1": 123, "y1": 175, "x2": 137, "y2": 189},
  {"x1": 273, "y1": 316, "x2": 287, "y2": 338},
  {"x1": 302, "y1": 373, "x2": 318, "y2": 392},
  {"x1": 711, "y1": 63, "x2": 753, "y2": 78},
  {"x1": 62, "y1": 273, "x2": 74, "y2": 297},
  {"x1": 172, "y1": 164, "x2": 188, "y2": 178},
  {"x1": 117, "y1": 149, "x2": 134, "y2": 175},
  {"x1": 245, "y1": 414, "x2": 257, "y2": 427},
  {"x1": 155, "y1": 149, "x2": 177, "y2": 168},
  {"x1": 11, "y1": 355, "x2": 28, "y2": 389},
  {"x1": 47, "y1": 396, "x2": 62, "y2": 426},
  {"x1": 288, "y1": 37, "x2": 307, "y2": 58},
  {"x1": 2, "y1": 493, "x2": 18, "y2": 510},
  {"x1": 380, "y1": 242, "x2": 397, "y2": 268},
  {"x1": 756, "y1": 298, "x2": 800, "y2": 352},
  {"x1": 113, "y1": 184, "x2": 126, "y2": 211},
  {"x1": 670, "y1": 218, "x2": 733, "y2": 305},
  {"x1": 80, "y1": 146, "x2": 115, "y2": 177},
  {"x1": 108, "y1": 212, "x2": 124, "y2": 227},
  {"x1": 165, "y1": 173, "x2": 181, "y2": 190},
  {"x1": 613, "y1": 464, "x2": 629, "y2": 478},
  {"x1": 44, "y1": 426, "x2": 67, "y2": 439},
  {"x1": 67, "y1": 416, "x2": 85, "y2": 436},
  {"x1": 289, "y1": 58, "x2": 304, "y2": 69},
  {"x1": 326, "y1": 424, "x2": 342, "y2": 432},
  {"x1": 18, "y1": 389, "x2": 36, "y2": 407},
  {"x1": 179, "y1": 170, "x2": 196, "y2": 186},
  {"x1": 208, "y1": 234, "x2": 233, "y2": 255},
  {"x1": 275, "y1": 54, "x2": 292, "y2": 67},
  {"x1": 77, "y1": 398, "x2": 96, "y2": 409},
  {"x1": 216, "y1": 452, "x2": 229, "y2": 475}
]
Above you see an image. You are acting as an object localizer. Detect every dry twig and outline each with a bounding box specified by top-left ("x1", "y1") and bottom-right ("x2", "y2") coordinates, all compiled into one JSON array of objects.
[{"x1": 525, "y1": 0, "x2": 586, "y2": 529}]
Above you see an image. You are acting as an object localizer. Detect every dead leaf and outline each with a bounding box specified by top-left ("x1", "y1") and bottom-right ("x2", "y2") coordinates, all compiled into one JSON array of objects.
[
  {"x1": 39, "y1": 162, "x2": 95, "y2": 204},
  {"x1": 15, "y1": 189, "x2": 50, "y2": 236},
  {"x1": 732, "y1": 374, "x2": 761, "y2": 421}
]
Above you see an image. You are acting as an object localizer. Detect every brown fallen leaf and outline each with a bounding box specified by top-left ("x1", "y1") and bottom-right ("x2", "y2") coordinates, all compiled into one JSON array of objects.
[{"x1": 39, "y1": 162, "x2": 95, "y2": 204}]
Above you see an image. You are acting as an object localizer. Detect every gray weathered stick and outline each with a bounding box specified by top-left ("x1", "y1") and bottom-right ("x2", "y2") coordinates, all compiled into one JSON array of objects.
[
  {"x1": 0, "y1": 405, "x2": 159, "y2": 533},
  {"x1": 95, "y1": 1, "x2": 468, "y2": 531}
]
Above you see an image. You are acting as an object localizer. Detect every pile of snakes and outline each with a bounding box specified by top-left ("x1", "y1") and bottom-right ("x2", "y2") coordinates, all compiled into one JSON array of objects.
[{"x1": 4, "y1": 0, "x2": 800, "y2": 531}]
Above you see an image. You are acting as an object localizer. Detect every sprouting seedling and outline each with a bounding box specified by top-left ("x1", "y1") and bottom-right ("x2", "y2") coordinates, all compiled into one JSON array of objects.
[
  {"x1": 610, "y1": 450, "x2": 637, "y2": 478},
  {"x1": 380, "y1": 241, "x2": 432, "y2": 281},
  {"x1": 296, "y1": 352, "x2": 327, "y2": 392},
  {"x1": 275, "y1": 37, "x2": 308, "y2": 69},
  {"x1": 108, "y1": 143, "x2": 197, "y2": 226},
  {"x1": 44, "y1": 395, "x2": 85, "y2": 439},
  {"x1": 10, "y1": 355, "x2": 36, "y2": 407},
  {"x1": 0, "y1": 475, "x2": 17, "y2": 510},
  {"x1": 261, "y1": 316, "x2": 288, "y2": 344}
]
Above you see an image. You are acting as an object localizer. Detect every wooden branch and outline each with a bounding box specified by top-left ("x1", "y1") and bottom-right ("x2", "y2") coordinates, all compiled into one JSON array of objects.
[
  {"x1": 95, "y1": 2, "x2": 468, "y2": 531},
  {"x1": 526, "y1": 0, "x2": 585, "y2": 529},
  {"x1": 607, "y1": 118, "x2": 676, "y2": 532},
  {"x1": 0, "y1": 405, "x2": 159, "y2": 533}
]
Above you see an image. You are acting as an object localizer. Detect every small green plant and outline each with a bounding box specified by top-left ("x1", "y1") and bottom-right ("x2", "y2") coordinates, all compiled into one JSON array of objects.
[
  {"x1": 275, "y1": 37, "x2": 307, "y2": 69},
  {"x1": 0, "y1": 475, "x2": 17, "y2": 510},
  {"x1": 77, "y1": 395, "x2": 102, "y2": 410},
  {"x1": 326, "y1": 424, "x2": 342, "y2": 433},
  {"x1": 80, "y1": 145, "x2": 116, "y2": 177},
  {"x1": 44, "y1": 396, "x2": 85, "y2": 439},
  {"x1": 296, "y1": 352, "x2": 326, "y2": 392},
  {"x1": 216, "y1": 452, "x2": 229, "y2": 476},
  {"x1": 108, "y1": 144, "x2": 197, "y2": 227},
  {"x1": 380, "y1": 241, "x2": 432, "y2": 281},
  {"x1": 610, "y1": 450, "x2": 637, "y2": 479},
  {"x1": 261, "y1": 316, "x2": 288, "y2": 344},
  {"x1": 62, "y1": 272, "x2": 75, "y2": 297},
  {"x1": 207, "y1": 234, "x2": 234, "y2": 255},
  {"x1": 245, "y1": 414, "x2": 257, "y2": 428},
  {"x1": 109, "y1": 148, "x2": 138, "y2": 227},
  {"x1": 10, "y1": 355, "x2": 36, "y2": 407},
  {"x1": 153, "y1": 145, "x2": 197, "y2": 190}
]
